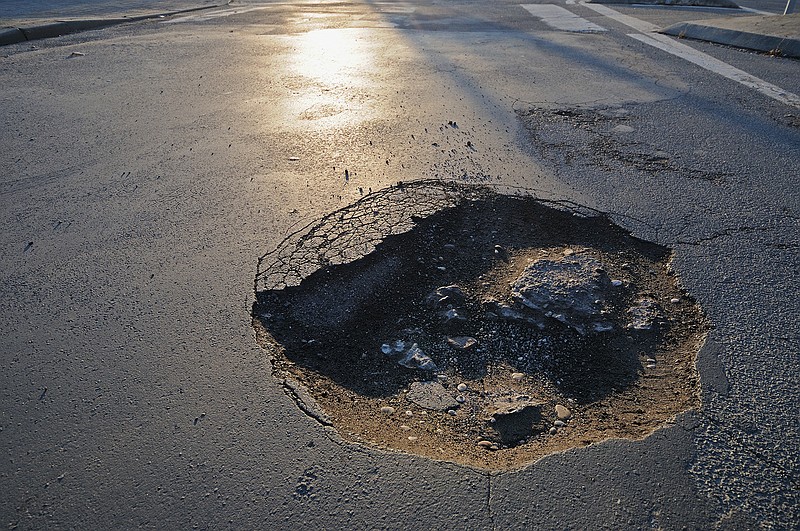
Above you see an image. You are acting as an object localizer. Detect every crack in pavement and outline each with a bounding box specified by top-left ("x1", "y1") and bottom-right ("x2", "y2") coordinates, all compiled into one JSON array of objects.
[
  {"x1": 280, "y1": 378, "x2": 334, "y2": 427},
  {"x1": 672, "y1": 225, "x2": 794, "y2": 247},
  {"x1": 485, "y1": 472, "x2": 497, "y2": 530}
]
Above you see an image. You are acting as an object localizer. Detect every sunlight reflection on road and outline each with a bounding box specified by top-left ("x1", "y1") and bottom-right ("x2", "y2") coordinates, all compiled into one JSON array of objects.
[{"x1": 283, "y1": 28, "x2": 379, "y2": 129}]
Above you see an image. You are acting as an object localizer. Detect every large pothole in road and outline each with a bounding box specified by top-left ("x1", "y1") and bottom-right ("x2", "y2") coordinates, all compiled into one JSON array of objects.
[{"x1": 252, "y1": 180, "x2": 706, "y2": 470}]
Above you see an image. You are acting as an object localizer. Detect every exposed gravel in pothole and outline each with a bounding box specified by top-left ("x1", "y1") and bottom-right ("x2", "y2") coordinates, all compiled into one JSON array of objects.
[{"x1": 252, "y1": 180, "x2": 707, "y2": 470}]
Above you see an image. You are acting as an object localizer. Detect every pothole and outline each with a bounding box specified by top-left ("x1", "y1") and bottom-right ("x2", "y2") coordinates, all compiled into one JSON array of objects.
[{"x1": 252, "y1": 180, "x2": 707, "y2": 470}]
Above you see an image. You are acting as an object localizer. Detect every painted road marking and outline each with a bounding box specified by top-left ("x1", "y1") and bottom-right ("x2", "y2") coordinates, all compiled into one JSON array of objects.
[
  {"x1": 521, "y1": 4, "x2": 607, "y2": 33},
  {"x1": 581, "y1": 2, "x2": 800, "y2": 109},
  {"x1": 739, "y1": 7, "x2": 778, "y2": 15},
  {"x1": 580, "y1": 2, "x2": 658, "y2": 33},
  {"x1": 164, "y1": 5, "x2": 271, "y2": 23},
  {"x1": 629, "y1": 33, "x2": 800, "y2": 108}
]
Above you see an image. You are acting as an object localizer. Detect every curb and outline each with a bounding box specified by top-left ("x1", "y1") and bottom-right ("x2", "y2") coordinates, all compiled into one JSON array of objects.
[
  {"x1": 661, "y1": 22, "x2": 800, "y2": 57},
  {"x1": 586, "y1": 0, "x2": 739, "y2": 7},
  {"x1": 0, "y1": 3, "x2": 226, "y2": 47}
]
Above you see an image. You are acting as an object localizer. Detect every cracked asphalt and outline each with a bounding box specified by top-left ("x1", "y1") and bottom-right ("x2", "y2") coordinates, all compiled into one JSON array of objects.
[{"x1": 1, "y1": 0, "x2": 798, "y2": 529}]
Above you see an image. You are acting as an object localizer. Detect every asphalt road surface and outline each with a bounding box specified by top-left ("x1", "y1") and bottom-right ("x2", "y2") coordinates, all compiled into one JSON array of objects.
[{"x1": 1, "y1": 1, "x2": 798, "y2": 529}]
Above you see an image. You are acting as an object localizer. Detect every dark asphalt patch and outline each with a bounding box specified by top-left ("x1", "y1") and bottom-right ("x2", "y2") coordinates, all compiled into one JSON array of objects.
[{"x1": 518, "y1": 105, "x2": 730, "y2": 184}]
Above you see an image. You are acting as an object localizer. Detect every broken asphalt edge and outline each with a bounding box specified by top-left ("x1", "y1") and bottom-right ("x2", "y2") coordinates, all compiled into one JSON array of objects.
[
  {"x1": 0, "y1": 3, "x2": 229, "y2": 47},
  {"x1": 661, "y1": 21, "x2": 800, "y2": 57}
]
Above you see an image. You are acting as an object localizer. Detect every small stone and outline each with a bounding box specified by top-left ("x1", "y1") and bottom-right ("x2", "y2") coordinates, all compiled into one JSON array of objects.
[
  {"x1": 405, "y1": 410, "x2": 413, "y2": 417},
  {"x1": 447, "y1": 336, "x2": 478, "y2": 350},
  {"x1": 593, "y1": 322, "x2": 614, "y2": 333},
  {"x1": 381, "y1": 344, "x2": 392, "y2": 355},
  {"x1": 511, "y1": 372, "x2": 524, "y2": 381},
  {"x1": 670, "y1": 298, "x2": 680, "y2": 304},
  {"x1": 627, "y1": 298, "x2": 662, "y2": 331},
  {"x1": 611, "y1": 279, "x2": 623, "y2": 287},
  {"x1": 425, "y1": 285, "x2": 466, "y2": 309},
  {"x1": 646, "y1": 364, "x2": 656, "y2": 369},
  {"x1": 457, "y1": 383, "x2": 468, "y2": 392},
  {"x1": 555, "y1": 404, "x2": 572, "y2": 420},
  {"x1": 441, "y1": 308, "x2": 467, "y2": 325},
  {"x1": 646, "y1": 358, "x2": 656, "y2": 363},
  {"x1": 406, "y1": 381, "x2": 459, "y2": 411},
  {"x1": 554, "y1": 420, "x2": 566, "y2": 427},
  {"x1": 549, "y1": 427, "x2": 558, "y2": 435},
  {"x1": 394, "y1": 340, "x2": 405, "y2": 352},
  {"x1": 400, "y1": 425, "x2": 411, "y2": 431},
  {"x1": 477, "y1": 440, "x2": 493, "y2": 448},
  {"x1": 455, "y1": 395, "x2": 466, "y2": 403},
  {"x1": 380, "y1": 406, "x2": 395, "y2": 415},
  {"x1": 407, "y1": 436, "x2": 418, "y2": 442},
  {"x1": 447, "y1": 409, "x2": 457, "y2": 416},
  {"x1": 398, "y1": 343, "x2": 438, "y2": 371}
]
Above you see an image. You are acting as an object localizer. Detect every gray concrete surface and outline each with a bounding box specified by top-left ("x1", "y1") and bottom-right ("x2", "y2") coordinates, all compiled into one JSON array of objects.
[{"x1": 1, "y1": 1, "x2": 798, "y2": 529}]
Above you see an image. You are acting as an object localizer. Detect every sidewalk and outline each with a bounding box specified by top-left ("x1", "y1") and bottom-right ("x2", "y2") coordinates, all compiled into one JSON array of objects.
[
  {"x1": 661, "y1": 13, "x2": 800, "y2": 57},
  {"x1": 0, "y1": 0, "x2": 224, "y2": 26},
  {"x1": 0, "y1": 0, "x2": 226, "y2": 46}
]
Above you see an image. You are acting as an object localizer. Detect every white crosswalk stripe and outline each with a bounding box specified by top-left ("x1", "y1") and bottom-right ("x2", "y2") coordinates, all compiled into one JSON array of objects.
[
  {"x1": 521, "y1": 4, "x2": 607, "y2": 33},
  {"x1": 580, "y1": 1, "x2": 800, "y2": 109}
]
